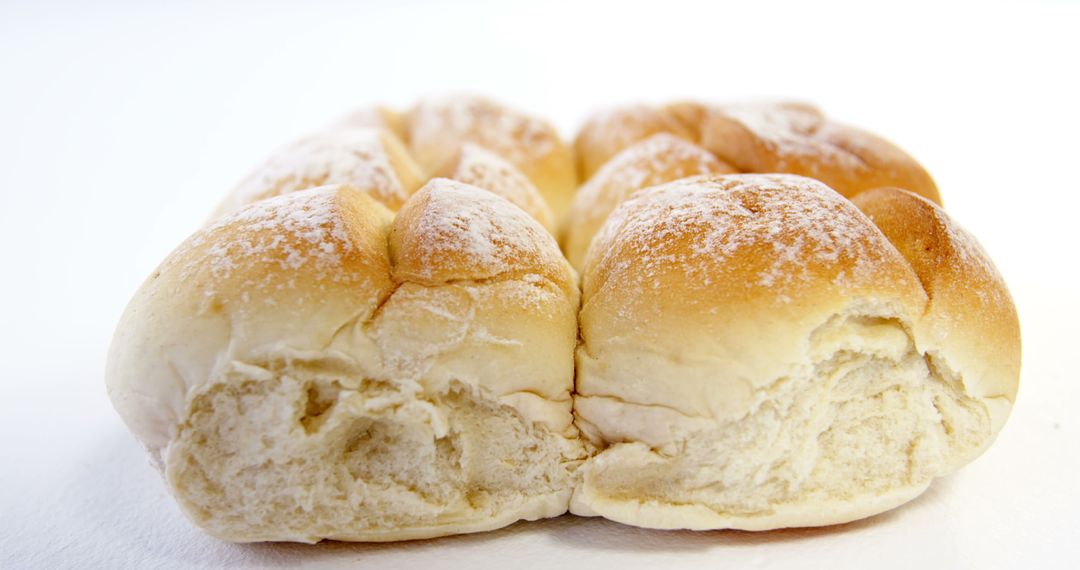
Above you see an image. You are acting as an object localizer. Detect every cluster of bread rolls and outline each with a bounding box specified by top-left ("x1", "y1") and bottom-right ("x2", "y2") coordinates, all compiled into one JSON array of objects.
[{"x1": 106, "y1": 94, "x2": 1019, "y2": 542}]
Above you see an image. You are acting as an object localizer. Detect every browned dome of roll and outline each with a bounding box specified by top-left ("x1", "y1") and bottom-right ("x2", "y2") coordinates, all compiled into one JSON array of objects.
[
  {"x1": 700, "y1": 102, "x2": 941, "y2": 204},
  {"x1": 561, "y1": 134, "x2": 736, "y2": 269},
  {"x1": 574, "y1": 104, "x2": 698, "y2": 181},
  {"x1": 406, "y1": 95, "x2": 577, "y2": 218}
]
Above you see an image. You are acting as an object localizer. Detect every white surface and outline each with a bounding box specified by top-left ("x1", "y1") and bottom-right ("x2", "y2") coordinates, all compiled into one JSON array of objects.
[{"x1": 1, "y1": 0, "x2": 1079, "y2": 568}]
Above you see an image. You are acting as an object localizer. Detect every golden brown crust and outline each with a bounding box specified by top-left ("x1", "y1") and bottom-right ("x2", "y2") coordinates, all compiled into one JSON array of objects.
[
  {"x1": 177, "y1": 185, "x2": 396, "y2": 308},
  {"x1": 852, "y1": 187, "x2": 1020, "y2": 401},
  {"x1": 406, "y1": 95, "x2": 577, "y2": 218},
  {"x1": 700, "y1": 102, "x2": 941, "y2": 204},
  {"x1": 561, "y1": 134, "x2": 736, "y2": 269},
  {"x1": 574, "y1": 104, "x2": 697, "y2": 181},
  {"x1": 583, "y1": 174, "x2": 925, "y2": 320}
]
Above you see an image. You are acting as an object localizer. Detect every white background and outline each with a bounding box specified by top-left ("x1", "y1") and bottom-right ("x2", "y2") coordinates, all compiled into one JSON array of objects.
[{"x1": 2, "y1": 0, "x2": 1078, "y2": 568}]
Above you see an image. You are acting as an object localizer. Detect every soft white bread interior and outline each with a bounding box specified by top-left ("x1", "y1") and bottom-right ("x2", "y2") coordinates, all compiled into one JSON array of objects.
[
  {"x1": 106, "y1": 181, "x2": 586, "y2": 542},
  {"x1": 571, "y1": 174, "x2": 1018, "y2": 530},
  {"x1": 406, "y1": 94, "x2": 577, "y2": 218}
]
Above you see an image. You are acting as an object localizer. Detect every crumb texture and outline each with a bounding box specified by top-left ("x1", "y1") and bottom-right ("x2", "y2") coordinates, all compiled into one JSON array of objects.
[
  {"x1": 170, "y1": 367, "x2": 583, "y2": 542},
  {"x1": 574, "y1": 314, "x2": 992, "y2": 527}
]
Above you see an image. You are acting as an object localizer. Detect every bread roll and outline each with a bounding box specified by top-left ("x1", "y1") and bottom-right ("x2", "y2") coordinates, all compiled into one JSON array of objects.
[
  {"x1": 106, "y1": 181, "x2": 585, "y2": 542},
  {"x1": 700, "y1": 102, "x2": 941, "y2": 204},
  {"x1": 574, "y1": 104, "x2": 697, "y2": 181},
  {"x1": 571, "y1": 174, "x2": 1017, "y2": 530},
  {"x1": 433, "y1": 142, "x2": 555, "y2": 233},
  {"x1": 407, "y1": 95, "x2": 577, "y2": 217},
  {"x1": 561, "y1": 133, "x2": 736, "y2": 269},
  {"x1": 108, "y1": 95, "x2": 1020, "y2": 541},
  {"x1": 215, "y1": 128, "x2": 425, "y2": 217},
  {"x1": 851, "y1": 187, "x2": 1020, "y2": 440}
]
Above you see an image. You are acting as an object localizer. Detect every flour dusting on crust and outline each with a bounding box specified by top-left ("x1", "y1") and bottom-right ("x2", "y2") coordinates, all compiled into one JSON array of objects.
[
  {"x1": 398, "y1": 179, "x2": 563, "y2": 282},
  {"x1": 227, "y1": 129, "x2": 409, "y2": 212},
  {"x1": 173, "y1": 188, "x2": 357, "y2": 289},
  {"x1": 446, "y1": 144, "x2": 553, "y2": 228},
  {"x1": 574, "y1": 134, "x2": 729, "y2": 216},
  {"x1": 717, "y1": 103, "x2": 862, "y2": 170},
  {"x1": 409, "y1": 95, "x2": 556, "y2": 167},
  {"x1": 590, "y1": 174, "x2": 902, "y2": 297}
]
